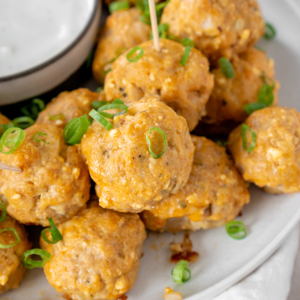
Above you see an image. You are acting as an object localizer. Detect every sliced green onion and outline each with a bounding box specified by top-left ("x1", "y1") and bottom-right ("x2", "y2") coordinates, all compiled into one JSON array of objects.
[
  {"x1": 33, "y1": 132, "x2": 50, "y2": 144},
  {"x1": 0, "y1": 204, "x2": 6, "y2": 223},
  {"x1": 167, "y1": 34, "x2": 180, "y2": 42},
  {"x1": 92, "y1": 101, "x2": 109, "y2": 110},
  {"x1": 180, "y1": 38, "x2": 194, "y2": 66},
  {"x1": 126, "y1": 46, "x2": 144, "y2": 63},
  {"x1": 0, "y1": 127, "x2": 25, "y2": 155},
  {"x1": 89, "y1": 109, "x2": 113, "y2": 130},
  {"x1": 109, "y1": 0, "x2": 130, "y2": 13},
  {"x1": 21, "y1": 98, "x2": 45, "y2": 120},
  {"x1": 241, "y1": 124, "x2": 257, "y2": 153},
  {"x1": 48, "y1": 113, "x2": 65, "y2": 121},
  {"x1": 100, "y1": 57, "x2": 116, "y2": 75},
  {"x1": 0, "y1": 228, "x2": 21, "y2": 249},
  {"x1": 146, "y1": 127, "x2": 167, "y2": 159},
  {"x1": 99, "y1": 112, "x2": 114, "y2": 119},
  {"x1": 219, "y1": 57, "x2": 235, "y2": 78},
  {"x1": 96, "y1": 87, "x2": 103, "y2": 93},
  {"x1": 151, "y1": 23, "x2": 169, "y2": 39},
  {"x1": 0, "y1": 123, "x2": 13, "y2": 136},
  {"x1": 244, "y1": 103, "x2": 266, "y2": 115},
  {"x1": 12, "y1": 116, "x2": 34, "y2": 129},
  {"x1": 264, "y1": 22, "x2": 276, "y2": 40},
  {"x1": 41, "y1": 218, "x2": 63, "y2": 244},
  {"x1": 63, "y1": 115, "x2": 91, "y2": 145},
  {"x1": 113, "y1": 99, "x2": 124, "y2": 104},
  {"x1": 98, "y1": 102, "x2": 128, "y2": 118},
  {"x1": 21, "y1": 249, "x2": 51, "y2": 269},
  {"x1": 140, "y1": 14, "x2": 151, "y2": 25},
  {"x1": 182, "y1": 38, "x2": 194, "y2": 48},
  {"x1": 225, "y1": 221, "x2": 247, "y2": 240},
  {"x1": 171, "y1": 260, "x2": 191, "y2": 284}
]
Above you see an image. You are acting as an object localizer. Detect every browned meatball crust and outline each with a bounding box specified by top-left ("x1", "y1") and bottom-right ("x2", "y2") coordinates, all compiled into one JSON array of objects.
[
  {"x1": 0, "y1": 113, "x2": 11, "y2": 136},
  {"x1": 228, "y1": 107, "x2": 300, "y2": 194},
  {"x1": 104, "y1": 39, "x2": 214, "y2": 131},
  {"x1": 0, "y1": 124, "x2": 90, "y2": 226},
  {"x1": 92, "y1": 8, "x2": 151, "y2": 83},
  {"x1": 81, "y1": 96, "x2": 194, "y2": 213},
  {"x1": 161, "y1": 0, "x2": 264, "y2": 61},
  {"x1": 41, "y1": 201, "x2": 146, "y2": 300},
  {"x1": 0, "y1": 214, "x2": 31, "y2": 295},
  {"x1": 141, "y1": 136, "x2": 250, "y2": 232},
  {"x1": 36, "y1": 88, "x2": 100, "y2": 129}
]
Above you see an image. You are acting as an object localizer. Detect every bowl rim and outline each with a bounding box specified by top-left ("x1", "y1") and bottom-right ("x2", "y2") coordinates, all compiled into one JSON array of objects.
[{"x1": 0, "y1": 0, "x2": 99, "y2": 83}]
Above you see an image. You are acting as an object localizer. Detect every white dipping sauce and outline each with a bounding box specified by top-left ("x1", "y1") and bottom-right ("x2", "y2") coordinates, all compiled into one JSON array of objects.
[{"x1": 0, "y1": 0, "x2": 94, "y2": 78}]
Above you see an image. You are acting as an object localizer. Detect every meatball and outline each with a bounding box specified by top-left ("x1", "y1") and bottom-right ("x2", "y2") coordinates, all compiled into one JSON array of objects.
[
  {"x1": 228, "y1": 107, "x2": 300, "y2": 194},
  {"x1": 141, "y1": 136, "x2": 250, "y2": 232},
  {"x1": 36, "y1": 88, "x2": 100, "y2": 129},
  {"x1": 104, "y1": 39, "x2": 214, "y2": 131},
  {"x1": 161, "y1": 0, "x2": 264, "y2": 61},
  {"x1": 92, "y1": 8, "x2": 151, "y2": 84},
  {"x1": 0, "y1": 124, "x2": 90, "y2": 226},
  {"x1": 81, "y1": 96, "x2": 194, "y2": 213},
  {"x1": 0, "y1": 113, "x2": 11, "y2": 136},
  {"x1": 202, "y1": 47, "x2": 279, "y2": 128},
  {"x1": 40, "y1": 201, "x2": 146, "y2": 300},
  {"x1": 0, "y1": 214, "x2": 31, "y2": 295}
]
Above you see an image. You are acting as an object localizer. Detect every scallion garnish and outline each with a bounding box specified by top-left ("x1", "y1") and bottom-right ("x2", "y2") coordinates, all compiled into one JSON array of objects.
[
  {"x1": 100, "y1": 57, "x2": 116, "y2": 75},
  {"x1": 21, "y1": 249, "x2": 51, "y2": 269},
  {"x1": 140, "y1": 14, "x2": 151, "y2": 25},
  {"x1": 0, "y1": 228, "x2": 21, "y2": 249},
  {"x1": 151, "y1": 23, "x2": 169, "y2": 39},
  {"x1": 92, "y1": 101, "x2": 109, "y2": 110},
  {"x1": 33, "y1": 132, "x2": 50, "y2": 145},
  {"x1": 89, "y1": 109, "x2": 113, "y2": 130},
  {"x1": 219, "y1": 57, "x2": 235, "y2": 78},
  {"x1": 180, "y1": 38, "x2": 194, "y2": 66},
  {"x1": 241, "y1": 124, "x2": 256, "y2": 153},
  {"x1": 146, "y1": 127, "x2": 167, "y2": 159},
  {"x1": 127, "y1": 46, "x2": 144, "y2": 63},
  {"x1": 98, "y1": 101, "x2": 128, "y2": 117},
  {"x1": 48, "y1": 113, "x2": 65, "y2": 121},
  {"x1": 21, "y1": 98, "x2": 45, "y2": 120},
  {"x1": 41, "y1": 218, "x2": 63, "y2": 244},
  {"x1": 167, "y1": 34, "x2": 179, "y2": 42},
  {"x1": 12, "y1": 116, "x2": 34, "y2": 129},
  {"x1": 63, "y1": 115, "x2": 91, "y2": 145},
  {"x1": 96, "y1": 87, "x2": 103, "y2": 93},
  {"x1": 171, "y1": 260, "x2": 191, "y2": 284},
  {"x1": 244, "y1": 103, "x2": 266, "y2": 115},
  {"x1": 225, "y1": 221, "x2": 247, "y2": 240},
  {"x1": 264, "y1": 22, "x2": 276, "y2": 40},
  {"x1": 0, "y1": 127, "x2": 25, "y2": 155},
  {"x1": 0, "y1": 204, "x2": 6, "y2": 223},
  {"x1": 109, "y1": 0, "x2": 130, "y2": 13}
]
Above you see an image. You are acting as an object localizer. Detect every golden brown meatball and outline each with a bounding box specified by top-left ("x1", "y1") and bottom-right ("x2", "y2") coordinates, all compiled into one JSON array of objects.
[
  {"x1": 0, "y1": 113, "x2": 11, "y2": 136},
  {"x1": 104, "y1": 39, "x2": 214, "y2": 131},
  {"x1": 40, "y1": 201, "x2": 146, "y2": 300},
  {"x1": 0, "y1": 214, "x2": 31, "y2": 295},
  {"x1": 0, "y1": 124, "x2": 90, "y2": 226},
  {"x1": 202, "y1": 47, "x2": 279, "y2": 127},
  {"x1": 141, "y1": 136, "x2": 250, "y2": 232},
  {"x1": 161, "y1": 0, "x2": 264, "y2": 61},
  {"x1": 92, "y1": 8, "x2": 151, "y2": 84},
  {"x1": 228, "y1": 107, "x2": 300, "y2": 194},
  {"x1": 36, "y1": 88, "x2": 100, "y2": 129},
  {"x1": 81, "y1": 96, "x2": 194, "y2": 213}
]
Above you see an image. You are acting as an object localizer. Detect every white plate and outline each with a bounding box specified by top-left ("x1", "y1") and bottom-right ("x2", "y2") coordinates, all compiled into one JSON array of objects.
[{"x1": 3, "y1": 0, "x2": 300, "y2": 299}]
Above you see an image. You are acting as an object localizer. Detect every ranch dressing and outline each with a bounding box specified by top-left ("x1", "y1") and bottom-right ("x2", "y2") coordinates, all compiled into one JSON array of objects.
[{"x1": 0, "y1": 0, "x2": 94, "y2": 78}]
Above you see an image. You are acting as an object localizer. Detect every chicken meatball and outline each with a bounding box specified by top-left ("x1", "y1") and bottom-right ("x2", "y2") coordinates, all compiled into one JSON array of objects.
[
  {"x1": 36, "y1": 88, "x2": 100, "y2": 129},
  {"x1": 0, "y1": 214, "x2": 31, "y2": 295},
  {"x1": 0, "y1": 124, "x2": 90, "y2": 226},
  {"x1": 104, "y1": 39, "x2": 214, "y2": 131},
  {"x1": 141, "y1": 136, "x2": 250, "y2": 232},
  {"x1": 92, "y1": 8, "x2": 151, "y2": 84},
  {"x1": 81, "y1": 96, "x2": 194, "y2": 213},
  {"x1": 201, "y1": 47, "x2": 279, "y2": 129},
  {"x1": 161, "y1": 0, "x2": 264, "y2": 61},
  {"x1": 228, "y1": 107, "x2": 300, "y2": 194},
  {"x1": 0, "y1": 113, "x2": 11, "y2": 136},
  {"x1": 40, "y1": 201, "x2": 146, "y2": 300}
]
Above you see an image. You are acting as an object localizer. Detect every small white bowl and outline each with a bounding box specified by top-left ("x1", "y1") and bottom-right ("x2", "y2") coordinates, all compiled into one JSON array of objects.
[{"x1": 0, "y1": 0, "x2": 101, "y2": 105}]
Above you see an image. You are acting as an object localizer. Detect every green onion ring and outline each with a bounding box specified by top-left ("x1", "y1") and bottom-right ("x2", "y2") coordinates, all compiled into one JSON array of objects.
[
  {"x1": 258, "y1": 84, "x2": 274, "y2": 106},
  {"x1": 0, "y1": 204, "x2": 6, "y2": 223},
  {"x1": 219, "y1": 57, "x2": 235, "y2": 79},
  {"x1": 89, "y1": 109, "x2": 113, "y2": 130},
  {"x1": 33, "y1": 132, "x2": 50, "y2": 144},
  {"x1": 241, "y1": 124, "x2": 257, "y2": 153},
  {"x1": 100, "y1": 57, "x2": 116, "y2": 75},
  {"x1": 151, "y1": 23, "x2": 169, "y2": 40},
  {"x1": 264, "y1": 22, "x2": 276, "y2": 40},
  {"x1": 21, "y1": 98, "x2": 45, "y2": 120},
  {"x1": 180, "y1": 46, "x2": 192, "y2": 66},
  {"x1": 0, "y1": 127, "x2": 25, "y2": 155},
  {"x1": 21, "y1": 249, "x2": 51, "y2": 269},
  {"x1": 146, "y1": 127, "x2": 167, "y2": 159},
  {"x1": 126, "y1": 46, "x2": 144, "y2": 63},
  {"x1": 225, "y1": 221, "x2": 247, "y2": 240},
  {"x1": 244, "y1": 103, "x2": 266, "y2": 115},
  {"x1": 92, "y1": 101, "x2": 109, "y2": 110},
  {"x1": 109, "y1": 0, "x2": 130, "y2": 13},
  {"x1": 182, "y1": 37, "x2": 194, "y2": 48},
  {"x1": 63, "y1": 115, "x2": 91, "y2": 145},
  {"x1": 0, "y1": 228, "x2": 21, "y2": 249},
  {"x1": 167, "y1": 34, "x2": 180, "y2": 42},
  {"x1": 48, "y1": 113, "x2": 65, "y2": 121},
  {"x1": 171, "y1": 260, "x2": 191, "y2": 284},
  {"x1": 12, "y1": 116, "x2": 35, "y2": 129},
  {"x1": 140, "y1": 14, "x2": 151, "y2": 25},
  {"x1": 41, "y1": 218, "x2": 63, "y2": 244}
]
